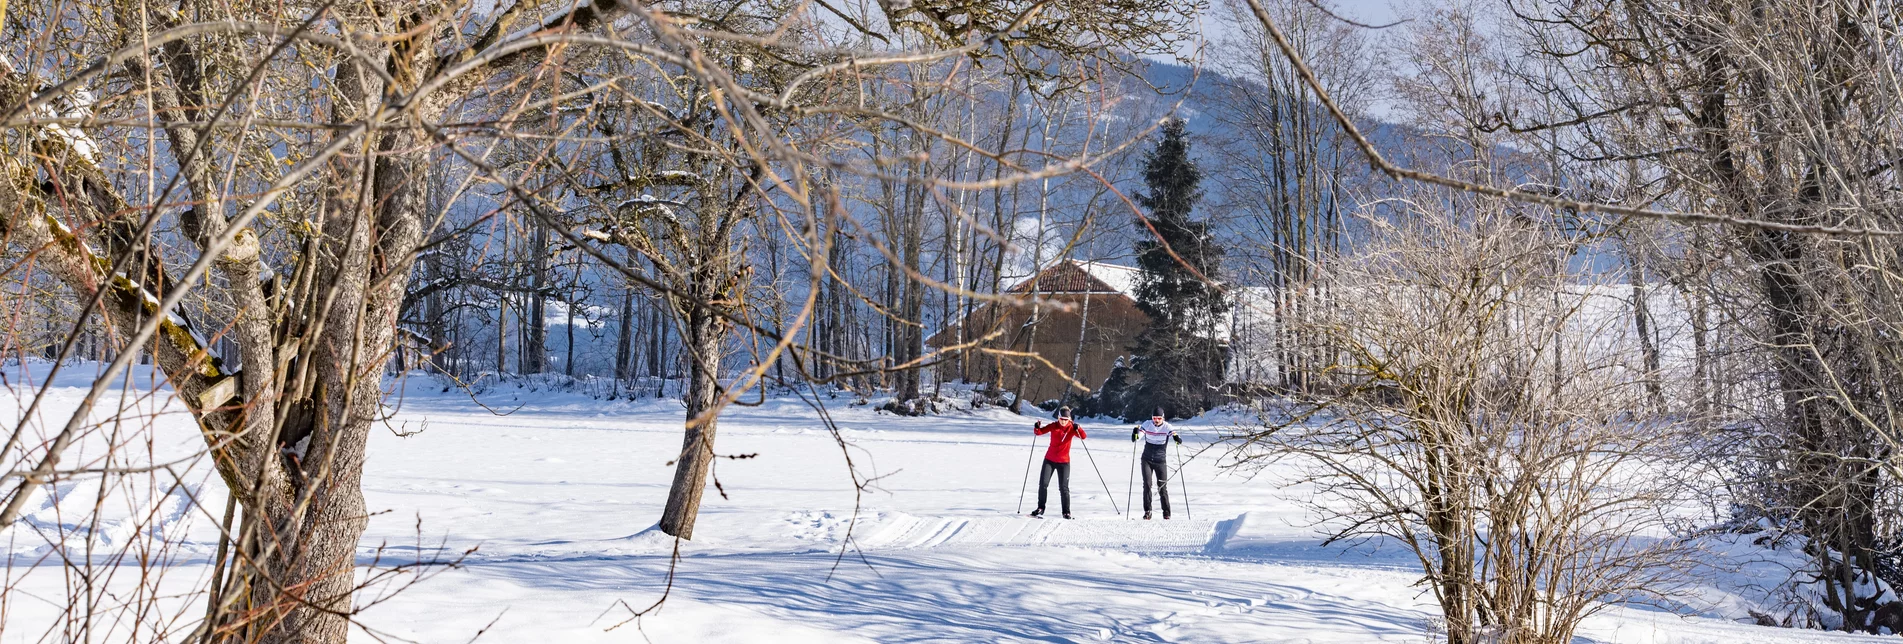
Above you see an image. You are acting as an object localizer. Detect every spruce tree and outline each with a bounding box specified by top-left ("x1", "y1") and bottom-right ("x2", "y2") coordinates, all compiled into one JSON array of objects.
[{"x1": 1120, "y1": 118, "x2": 1228, "y2": 421}]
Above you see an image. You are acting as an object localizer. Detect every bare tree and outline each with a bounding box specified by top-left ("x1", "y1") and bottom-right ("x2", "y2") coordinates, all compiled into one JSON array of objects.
[
  {"x1": 1208, "y1": 0, "x2": 1378, "y2": 392},
  {"x1": 1490, "y1": 1, "x2": 1903, "y2": 631},
  {"x1": 1227, "y1": 0, "x2": 1903, "y2": 634},
  {"x1": 1228, "y1": 195, "x2": 1691, "y2": 644}
]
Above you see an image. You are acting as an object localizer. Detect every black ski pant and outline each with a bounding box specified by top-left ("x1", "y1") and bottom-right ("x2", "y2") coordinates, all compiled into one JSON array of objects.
[
  {"x1": 1141, "y1": 456, "x2": 1171, "y2": 516},
  {"x1": 1037, "y1": 459, "x2": 1071, "y2": 514}
]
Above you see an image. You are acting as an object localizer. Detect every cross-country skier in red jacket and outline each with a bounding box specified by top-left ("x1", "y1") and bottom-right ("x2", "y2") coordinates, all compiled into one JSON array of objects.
[{"x1": 1031, "y1": 407, "x2": 1087, "y2": 519}]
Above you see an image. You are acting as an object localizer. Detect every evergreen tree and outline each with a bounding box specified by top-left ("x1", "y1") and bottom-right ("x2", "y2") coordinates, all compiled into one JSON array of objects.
[
  {"x1": 1082, "y1": 356, "x2": 1135, "y2": 418},
  {"x1": 1119, "y1": 118, "x2": 1228, "y2": 421}
]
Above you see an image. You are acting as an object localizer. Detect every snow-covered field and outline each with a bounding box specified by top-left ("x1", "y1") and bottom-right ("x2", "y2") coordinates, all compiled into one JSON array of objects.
[{"x1": 0, "y1": 363, "x2": 1890, "y2": 643}]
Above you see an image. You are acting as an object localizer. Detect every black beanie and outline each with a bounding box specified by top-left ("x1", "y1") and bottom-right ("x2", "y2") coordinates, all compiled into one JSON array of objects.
[
  {"x1": 1154, "y1": 407, "x2": 1165, "y2": 418},
  {"x1": 1057, "y1": 406, "x2": 1072, "y2": 419}
]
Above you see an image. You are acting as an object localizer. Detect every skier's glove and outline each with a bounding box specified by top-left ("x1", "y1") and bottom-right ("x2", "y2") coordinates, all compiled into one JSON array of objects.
[
  {"x1": 1172, "y1": 434, "x2": 1183, "y2": 445},
  {"x1": 1035, "y1": 421, "x2": 1044, "y2": 431},
  {"x1": 1131, "y1": 428, "x2": 1141, "y2": 442}
]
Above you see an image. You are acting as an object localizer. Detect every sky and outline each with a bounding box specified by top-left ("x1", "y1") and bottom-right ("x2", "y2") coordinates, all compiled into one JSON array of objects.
[
  {"x1": 1167, "y1": 0, "x2": 1408, "y2": 120},
  {"x1": 1313, "y1": 0, "x2": 1400, "y2": 26},
  {"x1": 1182, "y1": 0, "x2": 1402, "y2": 62}
]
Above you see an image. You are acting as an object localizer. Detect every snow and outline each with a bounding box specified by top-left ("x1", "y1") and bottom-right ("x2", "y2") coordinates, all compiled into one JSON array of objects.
[
  {"x1": 617, "y1": 194, "x2": 689, "y2": 210},
  {"x1": 35, "y1": 85, "x2": 101, "y2": 164},
  {"x1": 0, "y1": 362, "x2": 1894, "y2": 643},
  {"x1": 45, "y1": 215, "x2": 100, "y2": 257},
  {"x1": 543, "y1": 299, "x2": 611, "y2": 327},
  {"x1": 654, "y1": 170, "x2": 708, "y2": 184},
  {"x1": 1078, "y1": 260, "x2": 1141, "y2": 295},
  {"x1": 1003, "y1": 260, "x2": 1140, "y2": 295},
  {"x1": 40, "y1": 123, "x2": 97, "y2": 163},
  {"x1": 1225, "y1": 281, "x2": 1713, "y2": 391}
]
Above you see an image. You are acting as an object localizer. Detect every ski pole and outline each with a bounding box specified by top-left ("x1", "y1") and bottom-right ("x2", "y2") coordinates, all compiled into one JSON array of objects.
[
  {"x1": 1079, "y1": 436, "x2": 1121, "y2": 516},
  {"x1": 1017, "y1": 430, "x2": 1041, "y2": 514},
  {"x1": 1174, "y1": 438, "x2": 1191, "y2": 520},
  {"x1": 1125, "y1": 430, "x2": 1138, "y2": 520}
]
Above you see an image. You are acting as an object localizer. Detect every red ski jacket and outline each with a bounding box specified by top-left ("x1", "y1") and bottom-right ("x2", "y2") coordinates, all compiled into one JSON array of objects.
[{"x1": 1035, "y1": 420, "x2": 1087, "y2": 463}]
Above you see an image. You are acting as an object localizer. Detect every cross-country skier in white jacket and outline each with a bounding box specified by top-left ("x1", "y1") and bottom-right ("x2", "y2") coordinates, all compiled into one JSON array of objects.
[{"x1": 1131, "y1": 407, "x2": 1181, "y2": 519}]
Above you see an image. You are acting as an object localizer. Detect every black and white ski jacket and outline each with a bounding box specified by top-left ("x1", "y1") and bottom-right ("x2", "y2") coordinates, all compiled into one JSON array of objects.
[{"x1": 1138, "y1": 419, "x2": 1175, "y2": 460}]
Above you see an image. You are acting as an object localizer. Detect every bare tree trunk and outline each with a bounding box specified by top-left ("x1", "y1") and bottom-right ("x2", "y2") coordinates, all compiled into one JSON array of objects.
[
  {"x1": 659, "y1": 306, "x2": 725, "y2": 539},
  {"x1": 1070, "y1": 291, "x2": 1093, "y2": 391},
  {"x1": 616, "y1": 287, "x2": 635, "y2": 381},
  {"x1": 1690, "y1": 281, "x2": 1711, "y2": 419},
  {"x1": 565, "y1": 292, "x2": 577, "y2": 377},
  {"x1": 1629, "y1": 261, "x2": 1664, "y2": 410},
  {"x1": 1008, "y1": 100, "x2": 1057, "y2": 413},
  {"x1": 496, "y1": 296, "x2": 509, "y2": 375},
  {"x1": 647, "y1": 303, "x2": 661, "y2": 380},
  {"x1": 526, "y1": 222, "x2": 549, "y2": 374},
  {"x1": 256, "y1": 79, "x2": 429, "y2": 644},
  {"x1": 897, "y1": 172, "x2": 927, "y2": 403}
]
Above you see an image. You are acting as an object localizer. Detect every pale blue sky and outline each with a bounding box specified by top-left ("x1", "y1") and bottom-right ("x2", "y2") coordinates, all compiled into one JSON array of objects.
[
  {"x1": 1322, "y1": 0, "x2": 1401, "y2": 26},
  {"x1": 1165, "y1": 0, "x2": 1406, "y2": 117},
  {"x1": 1177, "y1": 0, "x2": 1403, "y2": 63}
]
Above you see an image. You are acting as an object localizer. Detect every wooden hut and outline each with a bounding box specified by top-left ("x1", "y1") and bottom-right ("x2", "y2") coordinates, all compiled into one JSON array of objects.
[{"x1": 927, "y1": 260, "x2": 1150, "y2": 405}]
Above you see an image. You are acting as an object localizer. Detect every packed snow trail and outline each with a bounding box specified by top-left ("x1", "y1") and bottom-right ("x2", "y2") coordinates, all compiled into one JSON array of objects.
[
  {"x1": 839, "y1": 513, "x2": 1217, "y2": 550},
  {"x1": 1, "y1": 367, "x2": 1893, "y2": 642}
]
